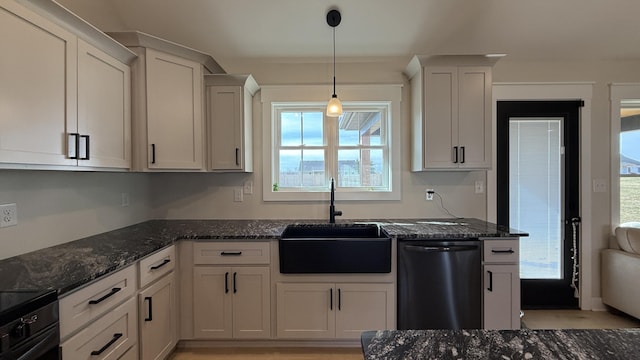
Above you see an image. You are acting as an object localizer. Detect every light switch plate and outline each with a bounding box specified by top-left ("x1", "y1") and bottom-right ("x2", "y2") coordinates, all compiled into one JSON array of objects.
[
  {"x1": 475, "y1": 180, "x2": 484, "y2": 194},
  {"x1": 234, "y1": 188, "x2": 244, "y2": 202},
  {"x1": 243, "y1": 181, "x2": 253, "y2": 194},
  {"x1": 0, "y1": 203, "x2": 18, "y2": 227}
]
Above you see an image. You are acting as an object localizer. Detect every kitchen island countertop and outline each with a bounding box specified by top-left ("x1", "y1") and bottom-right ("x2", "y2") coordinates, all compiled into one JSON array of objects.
[
  {"x1": 0, "y1": 218, "x2": 525, "y2": 295},
  {"x1": 361, "y1": 328, "x2": 640, "y2": 360}
]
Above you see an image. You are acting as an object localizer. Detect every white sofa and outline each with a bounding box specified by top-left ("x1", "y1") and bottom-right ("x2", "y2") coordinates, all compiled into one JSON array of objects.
[{"x1": 602, "y1": 223, "x2": 640, "y2": 319}]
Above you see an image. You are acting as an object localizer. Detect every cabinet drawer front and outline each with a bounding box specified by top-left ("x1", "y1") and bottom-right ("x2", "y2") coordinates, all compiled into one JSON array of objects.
[
  {"x1": 61, "y1": 297, "x2": 137, "y2": 360},
  {"x1": 60, "y1": 265, "x2": 137, "y2": 339},
  {"x1": 193, "y1": 242, "x2": 270, "y2": 265},
  {"x1": 483, "y1": 239, "x2": 519, "y2": 263},
  {"x1": 139, "y1": 245, "x2": 175, "y2": 288}
]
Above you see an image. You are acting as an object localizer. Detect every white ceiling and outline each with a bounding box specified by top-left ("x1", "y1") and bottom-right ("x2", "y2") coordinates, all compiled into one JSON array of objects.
[{"x1": 59, "y1": 0, "x2": 640, "y2": 64}]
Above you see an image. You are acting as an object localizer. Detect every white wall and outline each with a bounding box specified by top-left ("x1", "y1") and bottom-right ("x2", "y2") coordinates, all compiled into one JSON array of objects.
[{"x1": 0, "y1": 171, "x2": 152, "y2": 260}]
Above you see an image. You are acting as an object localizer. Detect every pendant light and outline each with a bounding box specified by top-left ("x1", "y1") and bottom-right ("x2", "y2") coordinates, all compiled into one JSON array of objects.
[{"x1": 326, "y1": 9, "x2": 343, "y2": 117}]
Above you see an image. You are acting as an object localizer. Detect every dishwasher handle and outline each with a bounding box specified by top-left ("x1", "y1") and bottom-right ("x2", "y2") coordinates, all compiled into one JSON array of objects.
[{"x1": 403, "y1": 244, "x2": 478, "y2": 252}]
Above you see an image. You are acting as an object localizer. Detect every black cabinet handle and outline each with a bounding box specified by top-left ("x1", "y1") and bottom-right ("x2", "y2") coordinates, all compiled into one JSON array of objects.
[
  {"x1": 88, "y1": 287, "x2": 121, "y2": 305},
  {"x1": 233, "y1": 272, "x2": 237, "y2": 293},
  {"x1": 68, "y1": 133, "x2": 79, "y2": 159},
  {"x1": 460, "y1": 146, "x2": 465, "y2": 164},
  {"x1": 453, "y1": 146, "x2": 459, "y2": 163},
  {"x1": 91, "y1": 333, "x2": 123, "y2": 355},
  {"x1": 221, "y1": 251, "x2": 242, "y2": 256},
  {"x1": 235, "y1": 148, "x2": 240, "y2": 166},
  {"x1": 150, "y1": 258, "x2": 170, "y2": 270},
  {"x1": 338, "y1": 288, "x2": 341, "y2": 311},
  {"x1": 144, "y1": 296, "x2": 153, "y2": 321},
  {"x1": 224, "y1": 272, "x2": 229, "y2": 294},
  {"x1": 151, "y1": 144, "x2": 156, "y2": 164},
  {"x1": 80, "y1": 135, "x2": 90, "y2": 160},
  {"x1": 487, "y1": 270, "x2": 493, "y2": 292},
  {"x1": 330, "y1": 288, "x2": 333, "y2": 310},
  {"x1": 491, "y1": 249, "x2": 515, "y2": 254}
]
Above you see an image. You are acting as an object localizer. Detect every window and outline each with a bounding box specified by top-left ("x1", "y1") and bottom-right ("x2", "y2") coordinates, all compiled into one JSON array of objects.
[
  {"x1": 619, "y1": 100, "x2": 640, "y2": 224},
  {"x1": 261, "y1": 85, "x2": 401, "y2": 201}
]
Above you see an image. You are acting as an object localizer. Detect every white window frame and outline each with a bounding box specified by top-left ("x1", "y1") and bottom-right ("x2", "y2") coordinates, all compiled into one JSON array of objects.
[{"x1": 261, "y1": 84, "x2": 402, "y2": 201}]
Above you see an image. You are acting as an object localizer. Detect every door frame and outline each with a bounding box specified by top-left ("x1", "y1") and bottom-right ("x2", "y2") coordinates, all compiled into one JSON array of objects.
[{"x1": 488, "y1": 83, "x2": 594, "y2": 310}]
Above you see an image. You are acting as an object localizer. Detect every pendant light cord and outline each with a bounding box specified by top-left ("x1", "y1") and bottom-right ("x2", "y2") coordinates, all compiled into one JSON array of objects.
[{"x1": 332, "y1": 26, "x2": 336, "y2": 97}]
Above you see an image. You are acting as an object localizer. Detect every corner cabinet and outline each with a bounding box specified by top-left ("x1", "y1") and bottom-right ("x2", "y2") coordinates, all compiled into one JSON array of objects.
[
  {"x1": 276, "y1": 282, "x2": 394, "y2": 339},
  {"x1": 107, "y1": 31, "x2": 225, "y2": 171},
  {"x1": 205, "y1": 74, "x2": 259, "y2": 172},
  {"x1": 0, "y1": 0, "x2": 133, "y2": 170},
  {"x1": 482, "y1": 239, "x2": 521, "y2": 330},
  {"x1": 405, "y1": 55, "x2": 500, "y2": 171}
]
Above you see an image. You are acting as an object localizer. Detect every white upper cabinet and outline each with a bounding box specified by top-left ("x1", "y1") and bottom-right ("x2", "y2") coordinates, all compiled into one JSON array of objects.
[
  {"x1": 107, "y1": 31, "x2": 225, "y2": 172},
  {"x1": 0, "y1": 0, "x2": 77, "y2": 167},
  {"x1": 0, "y1": 0, "x2": 134, "y2": 170},
  {"x1": 405, "y1": 55, "x2": 499, "y2": 171},
  {"x1": 205, "y1": 74, "x2": 259, "y2": 172},
  {"x1": 78, "y1": 39, "x2": 131, "y2": 169}
]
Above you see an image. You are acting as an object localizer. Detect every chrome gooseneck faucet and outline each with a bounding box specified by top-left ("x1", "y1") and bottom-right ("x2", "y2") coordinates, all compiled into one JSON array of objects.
[{"x1": 329, "y1": 178, "x2": 342, "y2": 223}]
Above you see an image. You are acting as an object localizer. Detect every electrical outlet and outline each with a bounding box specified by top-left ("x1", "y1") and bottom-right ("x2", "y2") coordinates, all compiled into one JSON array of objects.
[
  {"x1": 234, "y1": 188, "x2": 244, "y2": 202},
  {"x1": 121, "y1": 193, "x2": 130, "y2": 207},
  {"x1": 243, "y1": 180, "x2": 253, "y2": 195},
  {"x1": 0, "y1": 203, "x2": 18, "y2": 228},
  {"x1": 426, "y1": 189, "x2": 434, "y2": 201},
  {"x1": 475, "y1": 180, "x2": 484, "y2": 194}
]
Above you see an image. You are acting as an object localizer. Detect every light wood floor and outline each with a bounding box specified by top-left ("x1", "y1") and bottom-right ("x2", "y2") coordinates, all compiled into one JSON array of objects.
[{"x1": 169, "y1": 310, "x2": 640, "y2": 360}]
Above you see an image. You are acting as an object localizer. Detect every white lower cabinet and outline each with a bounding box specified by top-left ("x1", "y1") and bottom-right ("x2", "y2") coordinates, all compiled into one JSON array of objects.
[
  {"x1": 139, "y1": 272, "x2": 176, "y2": 360},
  {"x1": 276, "y1": 283, "x2": 394, "y2": 340},
  {"x1": 61, "y1": 297, "x2": 137, "y2": 360},
  {"x1": 193, "y1": 266, "x2": 270, "y2": 339},
  {"x1": 482, "y1": 239, "x2": 521, "y2": 330}
]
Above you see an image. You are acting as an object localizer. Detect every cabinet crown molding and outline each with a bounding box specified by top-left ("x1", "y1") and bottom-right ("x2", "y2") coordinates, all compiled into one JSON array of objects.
[{"x1": 404, "y1": 54, "x2": 503, "y2": 79}]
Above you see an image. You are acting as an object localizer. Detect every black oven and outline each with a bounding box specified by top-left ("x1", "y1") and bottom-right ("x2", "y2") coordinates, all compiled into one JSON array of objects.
[{"x1": 0, "y1": 289, "x2": 59, "y2": 360}]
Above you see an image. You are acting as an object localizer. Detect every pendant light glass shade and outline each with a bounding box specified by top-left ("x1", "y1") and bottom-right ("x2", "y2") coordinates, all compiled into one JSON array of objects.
[
  {"x1": 326, "y1": 94, "x2": 343, "y2": 117},
  {"x1": 326, "y1": 9, "x2": 343, "y2": 117}
]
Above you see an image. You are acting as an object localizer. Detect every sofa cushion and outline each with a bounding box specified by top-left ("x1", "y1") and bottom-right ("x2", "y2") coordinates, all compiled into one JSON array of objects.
[{"x1": 615, "y1": 223, "x2": 640, "y2": 255}]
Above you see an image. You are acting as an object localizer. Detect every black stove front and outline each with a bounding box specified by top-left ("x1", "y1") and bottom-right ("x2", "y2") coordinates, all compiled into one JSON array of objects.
[{"x1": 0, "y1": 289, "x2": 59, "y2": 360}]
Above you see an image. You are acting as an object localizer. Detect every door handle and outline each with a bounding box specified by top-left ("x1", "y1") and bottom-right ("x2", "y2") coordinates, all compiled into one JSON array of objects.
[
  {"x1": 91, "y1": 333, "x2": 123, "y2": 356},
  {"x1": 330, "y1": 288, "x2": 333, "y2": 310},
  {"x1": 235, "y1": 148, "x2": 240, "y2": 166},
  {"x1": 68, "y1": 133, "x2": 79, "y2": 159},
  {"x1": 487, "y1": 270, "x2": 493, "y2": 292},
  {"x1": 221, "y1": 251, "x2": 242, "y2": 256},
  {"x1": 460, "y1": 146, "x2": 465, "y2": 164},
  {"x1": 338, "y1": 288, "x2": 341, "y2": 311},
  {"x1": 144, "y1": 296, "x2": 153, "y2": 321},
  {"x1": 150, "y1": 258, "x2": 171, "y2": 270},
  {"x1": 88, "y1": 287, "x2": 121, "y2": 305},
  {"x1": 224, "y1": 272, "x2": 229, "y2": 294},
  {"x1": 453, "y1": 146, "x2": 459, "y2": 163},
  {"x1": 491, "y1": 249, "x2": 515, "y2": 254},
  {"x1": 233, "y1": 272, "x2": 237, "y2": 293},
  {"x1": 151, "y1": 144, "x2": 156, "y2": 164},
  {"x1": 79, "y1": 135, "x2": 90, "y2": 160}
]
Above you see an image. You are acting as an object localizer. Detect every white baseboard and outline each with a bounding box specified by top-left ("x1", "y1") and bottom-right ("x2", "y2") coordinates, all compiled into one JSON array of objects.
[{"x1": 590, "y1": 297, "x2": 607, "y2": 311}]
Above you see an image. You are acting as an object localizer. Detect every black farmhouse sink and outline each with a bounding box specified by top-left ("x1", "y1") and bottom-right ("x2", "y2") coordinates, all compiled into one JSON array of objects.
[{"x1": 279, "y1": 223, "x2": 392, "y2": 274}]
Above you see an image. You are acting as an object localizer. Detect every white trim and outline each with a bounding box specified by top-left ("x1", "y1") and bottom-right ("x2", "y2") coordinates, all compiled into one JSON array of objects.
[
  {"x1": 609, "y1": 83, "x2": 640, "y2": 230},
  {"x1": 490, "y1": 82, "x2": 594, "y2": 310},
  {"x1": 261, "y1": 84, "x2": 402, "y2": 202}
]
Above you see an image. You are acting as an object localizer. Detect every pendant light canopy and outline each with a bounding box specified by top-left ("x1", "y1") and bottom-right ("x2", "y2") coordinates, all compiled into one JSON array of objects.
[{"x1": 326, "y1": 9, "x2": 343, "y2": 117}]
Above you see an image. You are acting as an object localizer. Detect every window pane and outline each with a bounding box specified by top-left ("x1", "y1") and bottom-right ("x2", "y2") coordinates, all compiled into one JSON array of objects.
[
  {"x1": 281, "y1": 112, "x2": 301, "y2": 146},
  {"x1": 339, "y1": 111, "x2": 382, "y2": 146},
  {"x1": 363, "y1": 149, "x2": 384, "y2": 187},
  {"x1": 301, "y1": 149, "x2": 325, "y2": 186},
  {"x1": 302, "y1": 112, "x2": 323, "y2": 146},
  {"x1": 279, "y1": 149, "x2": 301, "y2": 187},
  {"x1": 338, "y1": 149, "x2": 360, "y2": 187},
  {"x1": 620, "y1": 105, "x2": 640, "y2": 224}
]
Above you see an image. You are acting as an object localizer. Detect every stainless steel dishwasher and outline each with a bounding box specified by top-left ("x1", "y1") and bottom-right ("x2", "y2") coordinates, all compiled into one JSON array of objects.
[{"x1": 398, "y1": 239, "x2": 481, "y2": 329}]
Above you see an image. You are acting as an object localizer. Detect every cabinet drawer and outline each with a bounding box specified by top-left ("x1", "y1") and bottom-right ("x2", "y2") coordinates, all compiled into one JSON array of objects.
[
  {"x1": 139, "y1": 245, "x2": 175, "y2": 288},
  {"x1": 193, "y1": 241, "x2": 270, "y2": 265},
  {"x1": 61, "y1": 297, "x2": 137, "y2": 360},
  {"x1": 60, "y1": 265, "x2": 137, "y2": 339},
  {"x1": 483, "y1": 239, "x2": 519, "y2": 263}
]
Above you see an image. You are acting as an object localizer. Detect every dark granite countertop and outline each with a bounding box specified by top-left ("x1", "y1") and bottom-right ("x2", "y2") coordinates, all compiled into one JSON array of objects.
[
  {"x1": 362, "y1": 329, "x2": 640, "y2": 360},
  {"x1": 0, "y1": 218, "x2": 525, "y2": 296}
]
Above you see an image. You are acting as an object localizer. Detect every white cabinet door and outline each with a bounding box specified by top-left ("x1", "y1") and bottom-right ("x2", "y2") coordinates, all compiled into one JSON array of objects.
[
  {"x1": 276, "y1": 283, "x2": 335, "y2": 339},
  {"x1": 483, "y1": 264, "x2": 520, "y2": 330},
  {"x1": 335, "y1": 283, "x2": 395, "y2": 339},
  {"x1": 193, "y1": 267, "x2": 232, "y2": 338},
  {"x1": 77, "y1": 39, "x2": 131, "y2": 169},
  {"x1": 423, "y1": 67, "x2": 458, "y2": 170},
  {"x1": 139, "y1": 272, "x2": 176, "y2": 360},
  {"x1": 0, "y1": 0, "x2": 77, "y2": 166},
  {"x1": 145, "y1": 48, "x2": 203, "y2": 170},
  {"x1": 208, "y1": 85, "x2": 242, "y2": 171},
  {"x1": 457, "y1": 67, "x2": 491, "y2": 169},
  {"x1": 193, "y1": 266, "x2": 270, "y2": 339},
  {"x1": 232, "y1": 267, "x2": 270, "y2": 339}
]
